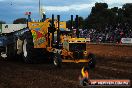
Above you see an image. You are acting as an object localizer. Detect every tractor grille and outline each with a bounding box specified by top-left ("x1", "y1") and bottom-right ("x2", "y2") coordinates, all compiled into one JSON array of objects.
[
  {"x1": 73, "y1": 51, "x2": 84, "y2": 59},
  {"x1": 69, "y1": 43, "x2": 86, "y2": 52}
]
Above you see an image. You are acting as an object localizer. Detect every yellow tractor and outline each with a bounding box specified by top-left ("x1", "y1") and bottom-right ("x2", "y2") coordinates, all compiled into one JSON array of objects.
[{"x1": 20, "y1": 14, "x2": 96, "y2": 68}]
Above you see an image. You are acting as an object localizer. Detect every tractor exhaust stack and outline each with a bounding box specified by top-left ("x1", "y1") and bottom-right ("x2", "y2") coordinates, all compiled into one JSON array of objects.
[
  {"x1": 75, "y1": 15, "x2": 79, "y2": 38},
  {"x1": 57, "y1": 15, "x2": 60, "y2": 48},
  {"x1": 51, "y1": 14, "x2": 54, "y2": 47},
  {"x1": 71, "y1": 15, "x2": 73, "y2": 37}
]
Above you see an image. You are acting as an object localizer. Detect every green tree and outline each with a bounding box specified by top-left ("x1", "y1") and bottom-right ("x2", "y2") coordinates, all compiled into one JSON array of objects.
[
  {"x1": 85, "y1": 3, "x2": 122, "y2": 29},
  {"x1": 123, "y1": 3, "x2": 132, "y2": 17},
  {"x1": 91, "y1": 2, "x2": 108, "y2": 15},
  {"x1": 122, "y1": 3, "x2": 132, "y2": 24}
]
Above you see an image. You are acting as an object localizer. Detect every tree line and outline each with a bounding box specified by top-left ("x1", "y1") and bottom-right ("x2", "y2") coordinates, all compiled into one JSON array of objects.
[
  {"x1": 0, "y1": 3, "x2": 132, "y2": 30},
  {"x1": 66, "y1": 3, "x2": 132, "y2": 30}
]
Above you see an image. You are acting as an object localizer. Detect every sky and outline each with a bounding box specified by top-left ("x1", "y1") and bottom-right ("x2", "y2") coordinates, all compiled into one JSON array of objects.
[{"x1": 0, "y1": 0, "x2": 132, "y2": 23}]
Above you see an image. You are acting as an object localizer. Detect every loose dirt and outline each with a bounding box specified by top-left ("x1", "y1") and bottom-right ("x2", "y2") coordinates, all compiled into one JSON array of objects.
[{"x1": 0, "y1": 44, "x2": 131, "y2": 88}]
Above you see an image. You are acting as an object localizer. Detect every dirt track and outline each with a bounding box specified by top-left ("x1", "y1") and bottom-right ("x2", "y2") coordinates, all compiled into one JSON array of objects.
[{"x1": 0, "y1": 44, "x2": 132, "y2": 88}]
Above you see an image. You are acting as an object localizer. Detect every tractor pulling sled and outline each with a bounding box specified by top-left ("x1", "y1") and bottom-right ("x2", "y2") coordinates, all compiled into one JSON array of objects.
[{"x1": 0, "y1": 13, "x2": 96, "y2": 68}]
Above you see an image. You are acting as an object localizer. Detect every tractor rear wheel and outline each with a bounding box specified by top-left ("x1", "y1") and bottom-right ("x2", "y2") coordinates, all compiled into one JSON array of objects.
[{"x1": 22, "y1": 30, "x2": 35, "y2": 63}]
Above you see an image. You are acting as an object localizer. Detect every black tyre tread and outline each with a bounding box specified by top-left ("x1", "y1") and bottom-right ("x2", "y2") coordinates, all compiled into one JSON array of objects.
[{"x1": 22, "y1": 30, "x2": 35, "y2": 63}]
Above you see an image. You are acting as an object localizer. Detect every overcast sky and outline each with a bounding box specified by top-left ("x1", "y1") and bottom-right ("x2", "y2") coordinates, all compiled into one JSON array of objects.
[{"x1": 0, "y1": 0, "x2": 131, "y2": 23}]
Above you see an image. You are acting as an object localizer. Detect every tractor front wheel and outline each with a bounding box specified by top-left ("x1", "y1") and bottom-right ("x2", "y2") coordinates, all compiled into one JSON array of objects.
[{"x1": 87, "y1": 53, "x2": 96, "y2": 69}]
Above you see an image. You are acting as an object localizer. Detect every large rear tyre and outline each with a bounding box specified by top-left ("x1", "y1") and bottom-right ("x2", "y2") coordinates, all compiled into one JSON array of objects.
[{"x1": 22, "y1": 31, "x2": 35, "y2": 63}]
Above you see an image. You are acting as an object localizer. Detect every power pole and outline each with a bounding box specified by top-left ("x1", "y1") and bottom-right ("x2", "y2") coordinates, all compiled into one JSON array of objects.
[{"x1": 39, "y1": 0, "x2": 40, "y2": 16}]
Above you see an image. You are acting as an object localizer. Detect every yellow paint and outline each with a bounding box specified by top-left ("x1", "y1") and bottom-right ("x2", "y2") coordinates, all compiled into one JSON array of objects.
[
  {"x1": 62, "y1": 59, "x2": 89, "y2": 63},
  {"x1": 28, "y1": 19, "x2": 51, "y2": 48},
  {"x1": 54, "y1": 21, "x2": 66, "y2": 29}
]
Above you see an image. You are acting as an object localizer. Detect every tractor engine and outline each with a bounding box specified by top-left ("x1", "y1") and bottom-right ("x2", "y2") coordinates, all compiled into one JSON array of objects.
[{"x1": 62, "y1": 37, "x2": 89, "y2": 61}]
